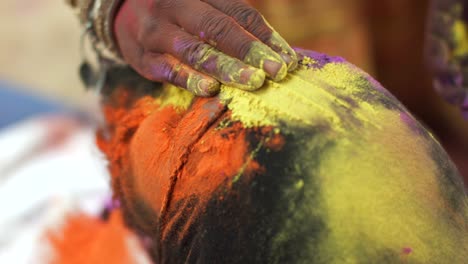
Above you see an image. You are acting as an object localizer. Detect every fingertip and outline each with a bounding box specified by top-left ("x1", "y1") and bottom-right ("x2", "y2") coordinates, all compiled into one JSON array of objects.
[
  {"x1": 274, "y1": 64, "x2": 289, "y2": 82},
  {"x1": 268, "y1": 31, "x2": 298, "y2": 71},
  {"x1": 239, "y1": 68, "x2": 266, "y2": 91},
  {"x1": 200, "y1": 79, "x2": 221, "y2": 96},
  {"x1": 280, "y1": 53, "x2": 298, "y2": 72},
  {"x1": 264, "y1": 60, "x2": 288, "y2": 82},
  {"x1": 189, "y1": 78, "x2": 221, "y2": 97}
]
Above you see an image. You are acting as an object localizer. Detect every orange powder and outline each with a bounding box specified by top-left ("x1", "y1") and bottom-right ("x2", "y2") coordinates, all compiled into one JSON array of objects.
[
  {"x1": 126, "y1": 102, "x2": 185, "y2": 214},
  {"x1": 96, "y1": 86, "x2": 157, "y2": 193},
  {"x1": 47, "y1": 211, "x2": 146, "y2": 264},
  {"x1": 129, "y1": 98, "x2": 278, "y2": 245},
  {"x1": 97, "y1": 87, "x2": 286, "y2": 248},
  {"x1": 173, "y1": 121, "x2": 251, "y2": 202},
  {"x1": 129, "y1": 98, "x2": 243, "y2": 214}
]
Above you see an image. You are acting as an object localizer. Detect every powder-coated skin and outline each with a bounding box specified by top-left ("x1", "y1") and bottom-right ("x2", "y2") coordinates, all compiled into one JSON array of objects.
[
  {"x1": 97, "y1": 51, "x2": 468, "y2": 263},
  {"x1": 114, "y1": 0, "x2": 297, "y2": 96}
]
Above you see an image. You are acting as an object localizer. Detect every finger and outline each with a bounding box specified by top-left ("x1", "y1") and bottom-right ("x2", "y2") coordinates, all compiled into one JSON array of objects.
[
  {"x1": 173, "y1": 1, "x2": 289, "y2": 80},
  {"x1": 202, "y1": 0, "x2": 298, "y2": 71},
  {"x1": 138, "y1": 53, "x2": 220, "y2": 97},
  {"x1": 145, "y1": 27, "x2": 266, "y2": 91}
]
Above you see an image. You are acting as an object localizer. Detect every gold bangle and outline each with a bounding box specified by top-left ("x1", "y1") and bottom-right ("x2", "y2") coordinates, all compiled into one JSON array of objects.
[
  {"x1": 79, "y1": 0, "x2": 95, "y2": 24},
  {"x1": 67, "y1": 0, "x2": 125, "y2": 65},
  {"x1": 94, "y1": 0, "x2": 124, "y2": 59}
]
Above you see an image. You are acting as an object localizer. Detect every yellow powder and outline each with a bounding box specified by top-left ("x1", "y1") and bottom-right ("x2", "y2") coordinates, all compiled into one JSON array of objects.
[
  {"x1": 219, "y1": 61, "x2": 381, "y2": 133},
  {"x1": 217, "y1": 60, "x2": 467, "y2": 261},
  {"x1": 316, "y1": 109, "x2": 467, "y2": 263},
  {"x1": 153, "y1": 58, "x2": 466, "y2": 261},
  {"x1": 156, "y1": 84, "x2": 194, "y2": 111},
  {"x1": 300, "y1": 56, "x2": 317, "y2": 66}
]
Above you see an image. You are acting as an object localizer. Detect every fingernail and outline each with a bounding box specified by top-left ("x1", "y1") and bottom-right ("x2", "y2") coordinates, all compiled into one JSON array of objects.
[
  {"x1": 240, "y1": 68, "x2": 266, "y2": 91},
  {"x1": 280, "y1": 53, "x2": 298, "y2": 72},
  {"x1": 269, "y1": 31, "x2": 298, "y2": 71},
  {"x1": 198, "y1": 79, "x2": 220, "y2": 96},
  {"x1": 264, "y1": 60, "x2": 287, "y2": 81}
]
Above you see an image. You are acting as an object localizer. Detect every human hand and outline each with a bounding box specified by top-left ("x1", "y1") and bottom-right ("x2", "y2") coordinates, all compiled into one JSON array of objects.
[{"x1": 114, "y1": 0, "x2": 297, "y2": 96}]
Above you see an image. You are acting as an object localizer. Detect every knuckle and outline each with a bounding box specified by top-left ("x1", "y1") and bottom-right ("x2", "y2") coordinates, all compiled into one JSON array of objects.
[
  {"x1": 236, "y1": 40, "x2": 253, "y2": 59},
  {"x1": 165, "y1": 63, "x2": 182, "y2": 84},
  {"x1": 137, "y1": 18, "x2": 160, "y2": 45},
  {"x1": 232, "y1": 6, "x2": 263, "y2": 29},
  {"x1": 154, "y1": 0, "x2": 183, "y2": 10},
  {"x1": 172, "y1": 35, "x2": 194, "y2": 54},
  {"x1": 231, "y1": 6, "x2": 271, "y2": 41},
  {"x1": 139, "y1": 61, "x2": 156, "y2": 81},
  {"x1": 139, "y1": 54, "x2": 164, "y2": 81},
  {"x1": 124, "y1": 47, "x2": 147, "y2": 78},
  {"x1": 198, "y1": 12, "x2": 235, "y2": 43},
  {"x1": 181, "y1": 41, "x2": 209, "y2": 66}
]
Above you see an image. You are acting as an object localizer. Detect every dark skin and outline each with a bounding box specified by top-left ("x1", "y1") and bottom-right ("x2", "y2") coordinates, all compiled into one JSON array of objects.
[{"x1": 114, "y1": 0, "x2": 298, "y2": 96}]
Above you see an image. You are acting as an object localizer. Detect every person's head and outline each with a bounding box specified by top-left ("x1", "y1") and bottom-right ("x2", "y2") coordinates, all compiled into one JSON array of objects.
[{"x1": 98, "y1": 51, "x2": 468, "y2": 263}]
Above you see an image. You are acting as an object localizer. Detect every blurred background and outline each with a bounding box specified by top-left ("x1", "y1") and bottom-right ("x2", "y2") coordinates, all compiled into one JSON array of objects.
[
  {"x1": 0, "y1": 0, "x2": 93, "y2": 108},
  {"x1": 0, "y1": 0, "x2": 467, "y2": 261},
  {"x1": 0, "y1": 1, "x2": 109, "y2": 260}
]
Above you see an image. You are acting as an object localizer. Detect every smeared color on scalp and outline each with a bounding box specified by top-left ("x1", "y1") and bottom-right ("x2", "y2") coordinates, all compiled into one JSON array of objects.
[
  {"x1": 96, "y1": 53, "x2": 467, "y2": 263},
  {"x1": 219, "y1": 59, "x2": 387, "y2": 130}
]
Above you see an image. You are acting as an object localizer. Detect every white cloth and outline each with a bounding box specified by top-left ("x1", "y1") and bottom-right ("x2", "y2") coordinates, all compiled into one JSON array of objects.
[{"x1": 0, "y1": 115, "x2": 111, "y2": 263}]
